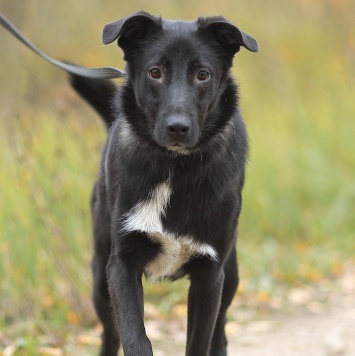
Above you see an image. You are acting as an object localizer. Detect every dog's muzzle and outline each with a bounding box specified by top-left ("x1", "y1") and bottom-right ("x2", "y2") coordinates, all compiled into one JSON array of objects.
[
  {"x1": 160, "y1": 114, "x2": 200, "y2": 148},
  {"x1": 165, "y1": 114, "x2": 191, "y2": 144}
]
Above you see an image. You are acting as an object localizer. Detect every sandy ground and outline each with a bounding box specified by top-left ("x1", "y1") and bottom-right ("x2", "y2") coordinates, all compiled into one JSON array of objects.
[
  {"x1": 227, "y1": 304, "x2": 355, "y2": 355},
  {"x1": 148, "y1": 264, "x2": 355, "y2": 356},
  {"x1": 148, "y1": 303, "x2": 355, "y2": 356},
  {"x1": 1, "y1": 265, "x2": 354, "y2": 355}
]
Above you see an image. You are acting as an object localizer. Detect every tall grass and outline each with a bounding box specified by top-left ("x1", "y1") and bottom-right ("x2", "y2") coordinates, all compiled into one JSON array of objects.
[{"x1": 1, "y1": 0, "x2": 354, "y2": 331}]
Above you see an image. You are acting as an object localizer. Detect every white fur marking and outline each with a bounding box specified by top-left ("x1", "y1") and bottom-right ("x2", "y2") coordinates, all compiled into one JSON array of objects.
[
  {"x1": 145, "y1": 233, "x2": 218, "y2": 282},
  {"x1": 122, "y1": 182, "x2": 171, "y2": 234},
  {"x1": 104, "y1": 134, "x2": 113, "y2": 188},
  {"x1": 118, "y1": 120, "x2": 136, "y2": 151},
  {"x1": 122, "y1": 182, "x2": 218, "y2": 281}
]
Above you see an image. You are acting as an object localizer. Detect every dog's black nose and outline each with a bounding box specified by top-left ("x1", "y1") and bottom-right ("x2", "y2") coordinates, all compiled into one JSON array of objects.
[{"x1": 166, "y1": 116, "x2": 190, "y2": 139}]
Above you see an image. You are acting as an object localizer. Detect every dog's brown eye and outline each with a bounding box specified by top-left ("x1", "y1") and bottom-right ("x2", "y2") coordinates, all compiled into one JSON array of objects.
[
  {"x1": 197, "y1": 70, "x2": 210, "y2": 81},
  {"x1": 148, "y1": 68, "x2": 162, "y2": 79}
]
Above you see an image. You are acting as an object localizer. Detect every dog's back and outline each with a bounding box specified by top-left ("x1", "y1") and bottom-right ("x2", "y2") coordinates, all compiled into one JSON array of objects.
[{"x1": 71, "y1": 11, "x2": 257, "y2": 356}]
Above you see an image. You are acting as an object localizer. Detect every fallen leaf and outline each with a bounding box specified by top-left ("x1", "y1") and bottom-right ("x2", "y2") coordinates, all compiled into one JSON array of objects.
[
  {"x1": 3, "y1": 344, "x2": 17, "y2": 356},
  {"x1": 78, "y1": 334, "x2": 101, "y2": 346},
  {"x1": 37, "y1": 347, "x2": 63, "y2": 356},
  {"x1": 66, "y1": 310, "x2": 80, "y2": 326}
]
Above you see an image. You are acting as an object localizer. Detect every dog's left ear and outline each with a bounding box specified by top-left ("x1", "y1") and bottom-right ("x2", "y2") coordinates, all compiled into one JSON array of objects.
[
  {"x1": 102, "y1": 11, "x2": 162, "y2": 51},
  {"x1": 197, "y1": 16, "x2": 258, "y2": 55}
]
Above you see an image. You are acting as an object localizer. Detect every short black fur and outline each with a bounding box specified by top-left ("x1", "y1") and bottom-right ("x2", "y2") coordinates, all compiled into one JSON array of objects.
[{"x1": 71, "y1": 11, "x2": 258, "y2": 356}]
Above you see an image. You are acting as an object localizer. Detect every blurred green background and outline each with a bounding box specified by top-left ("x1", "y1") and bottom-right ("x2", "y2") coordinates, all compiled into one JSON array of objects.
[{"x1": 0, "y1": 0, "x2": 354, "y2": 353}]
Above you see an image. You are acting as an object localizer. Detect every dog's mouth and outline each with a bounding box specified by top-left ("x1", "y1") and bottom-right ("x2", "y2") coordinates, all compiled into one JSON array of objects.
[
  {"x1": 166, "y1": 145, "x2": 194, "y2": 155},
  {"x1": 153, "y1": 133, "x2": 199, "y2": 152}
]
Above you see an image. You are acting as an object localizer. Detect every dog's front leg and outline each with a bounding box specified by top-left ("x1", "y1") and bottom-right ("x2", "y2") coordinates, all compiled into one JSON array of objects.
[
  {"x1": 186, "y1": 260, "x2": 224, "y2": 356},
  {"x1": 106, "y1": 232, "x2": 153, "y2": 356}
]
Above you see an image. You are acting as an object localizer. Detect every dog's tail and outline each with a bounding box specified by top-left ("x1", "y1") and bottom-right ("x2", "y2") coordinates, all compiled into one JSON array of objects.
[{"x1": 69, "y1": 74, "x2": 117, "y2": 130}]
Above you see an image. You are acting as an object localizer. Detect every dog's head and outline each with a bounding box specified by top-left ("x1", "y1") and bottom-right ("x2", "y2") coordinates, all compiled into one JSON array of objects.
[{"x1": 103, "y1": 11, "x2": 258, "y2": 151}]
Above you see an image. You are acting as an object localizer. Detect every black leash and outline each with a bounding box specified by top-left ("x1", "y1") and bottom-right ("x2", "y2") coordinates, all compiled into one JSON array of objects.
[{"x1": 0, "y1": 13, "x2": 126, "y2": 79}]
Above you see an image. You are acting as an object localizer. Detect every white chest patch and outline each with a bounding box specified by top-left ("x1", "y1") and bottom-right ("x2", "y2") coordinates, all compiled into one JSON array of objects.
[
  {"x1": 121, "y1": 182, "x2": 218, "y2": 282},
  {"x1": 122, "y1": 182, "x2": 171, "y2": 234}
]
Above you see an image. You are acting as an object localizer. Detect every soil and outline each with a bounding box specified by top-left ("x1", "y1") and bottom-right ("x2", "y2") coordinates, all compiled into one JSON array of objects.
[
  {"x1": 1, "y1": 264, "x2": 354, "y2": 355},
  {"x1": 148, "y1": 263, "x2": 355, "y2": 356}
]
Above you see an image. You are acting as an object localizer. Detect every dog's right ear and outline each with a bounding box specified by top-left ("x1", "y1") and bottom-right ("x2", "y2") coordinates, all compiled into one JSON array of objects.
[
  {"x1": 197, "y1": 16, "x2": 258, "y2": 56},
  {"x1": 102, "y1": 11, "x2": 162, "y2": 53}
]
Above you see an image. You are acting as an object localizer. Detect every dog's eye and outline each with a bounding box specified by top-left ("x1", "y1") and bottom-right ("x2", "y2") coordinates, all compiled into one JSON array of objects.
[
  {"x1": 197, "y1": 70, "x2": 210, "y2": 81},
  {"x1": 148, "y1": 68, "x2": 162, "y2": 80}
]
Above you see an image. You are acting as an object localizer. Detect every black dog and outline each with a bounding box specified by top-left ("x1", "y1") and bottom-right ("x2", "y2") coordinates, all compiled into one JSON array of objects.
[{"x1": 70, "y1": 11, "x2": 258, "y2": 356}]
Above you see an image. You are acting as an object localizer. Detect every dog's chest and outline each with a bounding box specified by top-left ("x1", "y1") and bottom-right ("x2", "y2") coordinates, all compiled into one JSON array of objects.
[{"x1": 122, "y1": 182, "x2": 217, "y2": 281}]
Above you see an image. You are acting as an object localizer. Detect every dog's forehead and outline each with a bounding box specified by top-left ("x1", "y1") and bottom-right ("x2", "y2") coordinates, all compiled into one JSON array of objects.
[
  {"x1": 136, "y1": 19, "x2": 206, "y2": 65},
  {"x1": 161, "y1": 19, "x2": 198, "y2": 36}
]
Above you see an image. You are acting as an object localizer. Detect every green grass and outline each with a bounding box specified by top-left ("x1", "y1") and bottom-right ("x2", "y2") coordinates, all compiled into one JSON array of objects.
[{"x1": 1, "y1": 0, "x2": 354, "y2": 345}]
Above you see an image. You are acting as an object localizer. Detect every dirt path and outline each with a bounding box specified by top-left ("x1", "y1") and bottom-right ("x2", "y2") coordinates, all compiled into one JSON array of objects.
[
  {"x1": 148, "y1": 303, "x2": 355, "y2": 356},
  {"x1": 227, "y1": 305, "x2": 355, "y2": 355},
  {"x1": 1, "y1": 265, "x2": 354, "y2": 355},
  {"x1": 149, "y1": 264, "x2": 355, "y2": 356}
]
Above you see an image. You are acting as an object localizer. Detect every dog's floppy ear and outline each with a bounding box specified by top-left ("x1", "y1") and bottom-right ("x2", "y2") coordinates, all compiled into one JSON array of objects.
[
  {"x1": 102, "y1": 11, "x2": 162, "y2": 51},
  {"x1": 197, "y1": 16, "x2": 258, "y2": 55}
]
